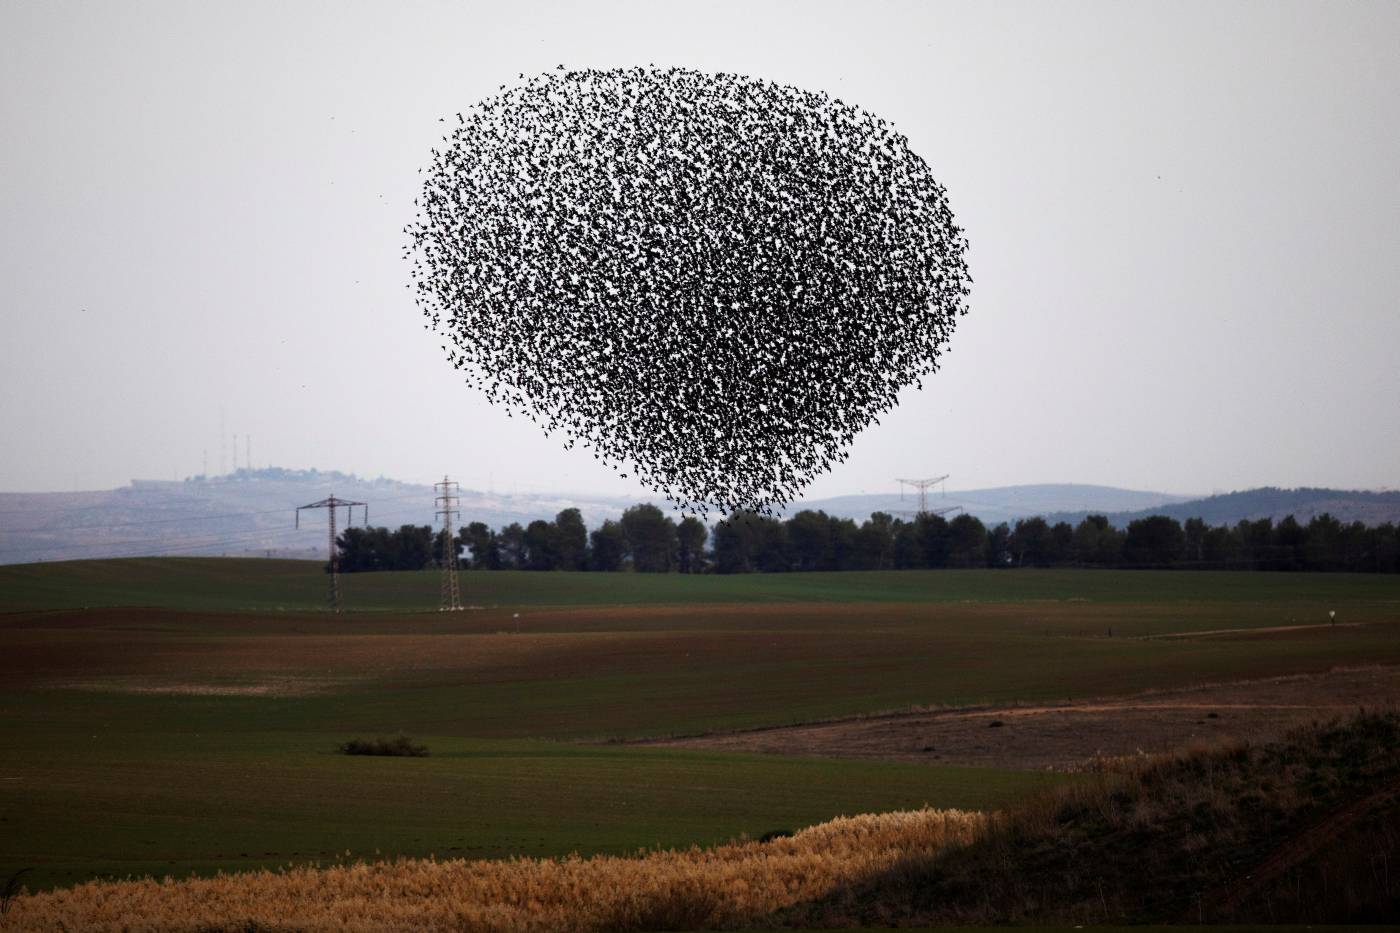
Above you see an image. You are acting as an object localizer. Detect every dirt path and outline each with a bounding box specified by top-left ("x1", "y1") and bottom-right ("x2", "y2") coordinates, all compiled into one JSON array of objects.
[
  {"x1": 1144, "y1": 621, "x2": 1364, "y2": 639},
  {"x1": 642, "y1": 666, "x2": 1400, "y2": 770}
]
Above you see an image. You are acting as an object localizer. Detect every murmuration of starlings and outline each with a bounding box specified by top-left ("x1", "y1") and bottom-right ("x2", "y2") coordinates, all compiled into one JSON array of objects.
[{"x1": 406, "y1": 65, "x2": 971, "y2": 517}]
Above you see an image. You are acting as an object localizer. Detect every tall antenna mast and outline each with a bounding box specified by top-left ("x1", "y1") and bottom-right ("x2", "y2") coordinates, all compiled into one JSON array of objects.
[
  {"x1": 435, "y1": 476, "x2": 463, "y2": 612},
  {"x1": 894, "y1": 475, "x2": 960, "y2": 518},
  {"x1": 295, "y1": 494, "x2": 367, "y2": 613}
]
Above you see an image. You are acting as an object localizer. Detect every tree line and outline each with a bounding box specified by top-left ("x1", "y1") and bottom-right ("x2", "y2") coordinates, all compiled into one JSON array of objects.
[{"x1": 335, "y1": 506, "x2": 1400, "y2": 574}]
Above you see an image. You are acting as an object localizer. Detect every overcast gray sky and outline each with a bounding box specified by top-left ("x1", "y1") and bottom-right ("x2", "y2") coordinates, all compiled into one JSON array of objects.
[{"x1": 3, "y1": 0, "x2": 1397, "y2": 500}]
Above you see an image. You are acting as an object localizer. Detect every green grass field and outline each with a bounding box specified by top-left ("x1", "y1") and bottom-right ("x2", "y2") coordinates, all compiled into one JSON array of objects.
[
  {"x1": 3, "y1": 560, "x2": 1399, "y2": 892},
  {"x1": 5, "y1": 556, "x2": 1400, "y2": 612},
  {"x1": 2, "y1": 727, "x2": 1053, "y2": 892}
]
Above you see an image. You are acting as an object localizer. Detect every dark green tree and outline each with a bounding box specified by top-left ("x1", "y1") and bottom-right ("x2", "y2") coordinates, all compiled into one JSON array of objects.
[
  {"x1": 712, "y1": 512, "x2": 788, "y2": 573},
  {"x1": 893, "y1": 519, "x2": 922, "y2": 568},
  {"x1": 1371, "y1": 523, "x2": 1400, "y2": 573},
  {"x1": 915, "y1": 514, "x2": 951, "y2": 568},
  {"x1": 712, "y1": 513, "x2": 758, "y2": 573},
  {"x1": 460, "y1": 521, "x2": 500, "y2": 570},
  {"x1": 588, "y1": 519, "x2": 627, "y2": 571},
  {"x1": 553, "y1": 508, "x2": 588, "y2": 571},
  {"x1": 1008, "y1": 517, "x2": 1053, "y2": 566},
  {"x1": 1048, "y1": 521, "x2": 1075, "y2": 565},
  {"x1": 676, "y1": 516, "x2": 708, "y2": 573},
  {"x1": 851, "y1": 512, "x2": 896, "y2": 570},
  {"x1": 1337, "y1": 519, "x2": 1371, "y2": 572},
  {"x1": 829, "y1": 516, "x2": 859, "y2": 570},
  {"x1": 524, "y1": 519, "x2": 559, "y2": 570},
  {"x1": 1304, "y1": 513, "x2": 1343, "y2": 571},
  {"x1": 754, "y1": 516, "x2": 792, "y2": 572},
  {"x1": 1236, "y1": 518, "x2": 1276, "y2": 569},
  {"x1": 620, "y1": 504, "x2": 678, "y2": 572},
  {"x1": 1273, "y1": 515, "x2": 1307, "y2": 571},
  {"x1": 946, "y1": 513, "x2": 988, "y2": 568},
  {"x1": 497, "y1": 523, "x2": 527, "y2": 569},
  {"x1": 787, "y1": 510, "x2": 835, "y2": 571},
  {"x1": 1183, "y1": 517, "x2": 1208, "y2": 566},
  {"x1": 336, "y1": 526, "x2": 384, "y2": 572},
  {"x1": 1124, "y1": 515, "x2": 1186, "y2": 567},
  {"x1": 986, "y1": 522, "x2": 1012, "y2": 567},
  {"x1": 390, "y1": 525, "x2": 435, "y2": 570},
  {"x1": 432, "y1": 528, "x2": 460, "y2": 567},
  {"x1": 1072, "y1": 515, "x2": 1124, "y2": 566}
]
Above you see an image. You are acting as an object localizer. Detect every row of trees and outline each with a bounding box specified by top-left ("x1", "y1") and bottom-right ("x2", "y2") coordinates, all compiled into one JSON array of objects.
[
  {"x1": 336, "y1": 505, "x2": 708, "y2": 574},
  {"x1": 336, "y1": 507, "x2": 1400, "y2": 574}
]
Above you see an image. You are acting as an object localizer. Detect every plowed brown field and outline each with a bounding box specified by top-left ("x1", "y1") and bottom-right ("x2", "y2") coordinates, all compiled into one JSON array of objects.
[{"x1": 647, "y1": 665, "x2": 1400, "y2": 769}]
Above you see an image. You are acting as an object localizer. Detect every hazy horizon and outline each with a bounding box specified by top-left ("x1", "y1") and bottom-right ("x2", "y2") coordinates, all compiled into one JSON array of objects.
[
  {"x1": 17, "y1": 462, "x2": 1393, "y2": 504},
  {"x1": 4, "y1": 1, "x2": 1397, "y2": 501}
]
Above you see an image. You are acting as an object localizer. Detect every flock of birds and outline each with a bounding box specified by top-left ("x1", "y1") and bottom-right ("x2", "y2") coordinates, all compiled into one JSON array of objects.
[{"x1": 406, "y1": 66, "x2": 971, "y2": 516}]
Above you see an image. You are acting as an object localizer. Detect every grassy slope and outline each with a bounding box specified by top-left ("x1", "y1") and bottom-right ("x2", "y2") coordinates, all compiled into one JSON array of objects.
[
  {"x1": 4, "y1": 560, "x2": 1400, "y2": 894},
  {"x1": 793, "y1": 713, "x2": 1400, "y2": 926}
]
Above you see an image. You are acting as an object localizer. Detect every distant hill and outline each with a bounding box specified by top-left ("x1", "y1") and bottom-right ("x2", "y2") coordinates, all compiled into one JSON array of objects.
[
  {"x1": 0, "y1": 468, "x2": 643, "y2": 565},
  {"x1": 788, "y1": 484, "x2": 1195, "y2": 527},
  {"x1": 1044, "y1": 486, "x2": 1400, "y2": 529}
]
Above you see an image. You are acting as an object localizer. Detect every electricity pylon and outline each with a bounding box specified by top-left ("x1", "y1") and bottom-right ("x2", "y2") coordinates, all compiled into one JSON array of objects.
[
  {"x1": 435, "y1": 476, "x2": 463, "y2": 612},
  {"x1": 895, "y1": 475, "x2": 960, "y2": 518},
  {"x1": 296, "y1": 495, "x2": 367, "y2": 613}
]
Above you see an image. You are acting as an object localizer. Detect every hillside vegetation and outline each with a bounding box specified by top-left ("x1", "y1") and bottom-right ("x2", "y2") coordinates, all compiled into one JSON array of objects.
[
  {"x1": 796, "y1": 711, "x2": 1400, "y2": 926},
  {"x1": 1050, "y1": 485, "x2": 1400, "y2": 528}
]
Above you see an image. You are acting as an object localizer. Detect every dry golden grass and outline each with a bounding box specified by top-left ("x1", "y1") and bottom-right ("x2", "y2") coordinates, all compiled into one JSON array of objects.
[{"x1": 3, "y1": 808, "x2": 984, "y2": 932}]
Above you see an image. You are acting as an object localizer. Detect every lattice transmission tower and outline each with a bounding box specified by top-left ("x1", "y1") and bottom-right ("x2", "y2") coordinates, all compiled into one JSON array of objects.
[
  {"x1": 296, "y1": 495, "x2": 367, "y2": 613},
  {"x1": 895, "y1": 475, "x2": 961, "y2": 519},
  {"x1": 435, "y1": 476, "x2": 463, "y2": 612}
]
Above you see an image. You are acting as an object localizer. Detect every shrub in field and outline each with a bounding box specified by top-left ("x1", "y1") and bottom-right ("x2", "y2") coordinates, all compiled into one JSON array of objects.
[
  {"x1": 338, "y1": 735, "x2": 429, "y2": 757},
  {"x1": 4, "y1": 808, "x2": 984, "y2": 932}
]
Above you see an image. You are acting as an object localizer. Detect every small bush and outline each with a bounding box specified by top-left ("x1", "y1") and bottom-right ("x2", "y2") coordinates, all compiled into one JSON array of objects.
[
  {"x1": 759, "y1": 829, "x2": 794, "y2": 843},
  {"x1": 338, "y1": 735, "x2": 429, "y2": 757}
]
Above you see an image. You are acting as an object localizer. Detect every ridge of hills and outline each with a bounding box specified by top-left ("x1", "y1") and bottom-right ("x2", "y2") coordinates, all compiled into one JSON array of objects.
[
  {"x1": 789, "y1": 483, "x2": 1196, "y2": 526},
  {"x1": 1041, "y1": 485, "x2": 1400, "y2": 529},
  {"x1": 0, "y1": 468, "x2": 635, "y2": 566},
  {"x1": 0, "y1": 468, "x2": 1395, "y2": 565}
]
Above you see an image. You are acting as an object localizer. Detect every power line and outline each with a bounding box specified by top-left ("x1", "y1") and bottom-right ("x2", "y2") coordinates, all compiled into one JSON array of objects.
[
  {"x1": 894, "y1": 475, "x2": 961, "y2": 519},
  {"x1": 295, "y1": 496, "x2": 367, "y2": 613},
  {"x1": 435, "y1": 476, "x2": 463, "y2": 612}
]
